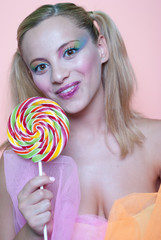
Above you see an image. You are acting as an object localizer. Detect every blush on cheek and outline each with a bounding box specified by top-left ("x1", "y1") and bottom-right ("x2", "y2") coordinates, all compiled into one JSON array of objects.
[{"x1": 77, "y1": 51, "x2": 99, "y2": 75}]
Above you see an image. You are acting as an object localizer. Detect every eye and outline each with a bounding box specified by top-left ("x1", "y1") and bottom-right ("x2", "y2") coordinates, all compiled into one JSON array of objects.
[
  {"x1": 32, "y1": 63, "x2": 49, "y2": 74},
  {"x1": 63, "y1": 48, "x2": 79, "y2": 58}
]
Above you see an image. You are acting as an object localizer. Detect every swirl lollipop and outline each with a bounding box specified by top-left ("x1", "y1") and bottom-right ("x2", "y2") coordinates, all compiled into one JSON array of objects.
[{"x1": 7, "y1": 96, "x2": 70, "y2": 240}]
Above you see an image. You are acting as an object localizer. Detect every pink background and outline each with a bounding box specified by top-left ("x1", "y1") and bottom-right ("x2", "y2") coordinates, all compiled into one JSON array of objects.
[{"x1": 0, "y1": 0, "x2": 161, "y2": 145}]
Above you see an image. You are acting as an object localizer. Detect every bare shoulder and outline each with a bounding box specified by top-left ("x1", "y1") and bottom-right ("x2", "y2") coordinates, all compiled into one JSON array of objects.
[
  {"x1": 0, "y1": 153, "x2": 15, "y2": 239},
  {"x1": 136, "y1": 117, "x2": 161, "y2": 167},
  {"x1": 136, "y1": 116, "x2": 160, "y2": 129},
  {"x1": 136, "y1": 117, "x2": 161, "y2": 143}
]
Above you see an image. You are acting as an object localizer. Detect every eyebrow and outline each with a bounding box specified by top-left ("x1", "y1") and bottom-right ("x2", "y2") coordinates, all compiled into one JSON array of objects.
[
  {"x1": 58, "y1": 40, "x2": 79, "y2": 51},
  {"x1": 58, "y1": 35, "x2": 89, "y2": 53},
  {"x1": 30, "y1": 58, "x2": 48, "y2": 67}
]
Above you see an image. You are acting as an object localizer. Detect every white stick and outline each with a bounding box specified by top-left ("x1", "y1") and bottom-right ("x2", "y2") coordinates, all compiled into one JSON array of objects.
[{"x1": 38, "y1": 161, "x2": 48, "y2": 240}]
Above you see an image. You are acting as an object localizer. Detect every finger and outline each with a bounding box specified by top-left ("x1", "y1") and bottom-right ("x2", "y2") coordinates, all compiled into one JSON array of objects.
[
  {"x1": 27, "y1": 189, "x2": 53, "y2": 205},
  {"x1": 18, "y1": 176, "x2": 55, "y2": 200},
  {"x1": 19, "y1": 194, "x2": 53, "y2": 224},
  {"x1": 28, "y1": 211, "x2": 52, "y2": 233},
  {"x1": 31, "y1": 199, "x2": 52, "y2": 215}
]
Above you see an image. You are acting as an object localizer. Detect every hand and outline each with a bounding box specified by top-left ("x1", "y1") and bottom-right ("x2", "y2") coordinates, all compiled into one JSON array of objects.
[{"x1": 18, "y1": 174, "x2": 55, "y2": 236}]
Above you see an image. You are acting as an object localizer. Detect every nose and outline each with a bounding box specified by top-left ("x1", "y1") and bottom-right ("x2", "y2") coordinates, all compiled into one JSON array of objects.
[{"x1": 51, "y1": 62, "x2": 70, "y2": 84}]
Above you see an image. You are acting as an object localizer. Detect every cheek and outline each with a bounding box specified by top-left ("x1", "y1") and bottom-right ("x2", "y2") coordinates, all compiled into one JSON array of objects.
[
  {"x1": 76, "y1": 51, "x2": 100, "y2": 76},
  {"x1": 32, "y1": 76, "x2": 49, "y2": 92}
]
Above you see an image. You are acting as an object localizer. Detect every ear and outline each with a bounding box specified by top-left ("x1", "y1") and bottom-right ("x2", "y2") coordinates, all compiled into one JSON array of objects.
[{"x1": 97, "y1": 35, "x2": 109, "y2": 63}]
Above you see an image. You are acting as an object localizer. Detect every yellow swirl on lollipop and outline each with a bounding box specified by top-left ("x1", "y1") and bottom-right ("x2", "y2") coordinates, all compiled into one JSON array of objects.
[{"x1": 7, "y1": 97, "x2": 70, "y2": 163}]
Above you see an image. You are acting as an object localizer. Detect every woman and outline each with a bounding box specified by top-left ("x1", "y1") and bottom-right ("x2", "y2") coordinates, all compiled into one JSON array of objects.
[{"x1": 0, "y1": 3, "x2": 161, "y2": 240}]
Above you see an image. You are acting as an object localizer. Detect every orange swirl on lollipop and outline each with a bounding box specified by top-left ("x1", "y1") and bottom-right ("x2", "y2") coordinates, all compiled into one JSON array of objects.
[{"x1": 7, "y1": 97, "x2": 70, "y2": 163}]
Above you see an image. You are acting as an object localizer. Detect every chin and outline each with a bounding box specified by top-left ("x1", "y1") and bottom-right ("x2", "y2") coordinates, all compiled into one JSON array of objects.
[{"x1": 65, "y1": 103, "x2": 89, "y2": 116}]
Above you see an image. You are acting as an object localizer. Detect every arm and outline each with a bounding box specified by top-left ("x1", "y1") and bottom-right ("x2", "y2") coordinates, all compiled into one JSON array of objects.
[
  {"x1": 0, "y1": 153, "x2": 55, "y2": 240},
  {"x1": 0, "y1": 154, "x2": 15, "y2": 239}
]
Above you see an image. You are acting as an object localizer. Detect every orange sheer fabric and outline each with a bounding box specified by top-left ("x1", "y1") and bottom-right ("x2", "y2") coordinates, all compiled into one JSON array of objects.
[{"x1": 104, "y1": 186, "x2": 161, "y2": 240}]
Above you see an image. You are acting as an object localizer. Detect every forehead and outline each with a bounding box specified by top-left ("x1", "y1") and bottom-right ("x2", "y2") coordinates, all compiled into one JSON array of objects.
[{"x1": 21, "y1": 16, "x2": 90, "y2": 54}]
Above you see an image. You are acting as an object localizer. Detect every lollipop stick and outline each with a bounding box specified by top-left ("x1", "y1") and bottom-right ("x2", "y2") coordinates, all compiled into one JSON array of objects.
[{"x1": 38, "y1": 161, "x2": 48, "y2": 240}]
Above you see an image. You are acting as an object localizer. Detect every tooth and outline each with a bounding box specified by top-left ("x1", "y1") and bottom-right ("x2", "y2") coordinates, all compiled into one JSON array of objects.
[{"x1": 62, "y1": 86, "x2": 74, "y2": 93}]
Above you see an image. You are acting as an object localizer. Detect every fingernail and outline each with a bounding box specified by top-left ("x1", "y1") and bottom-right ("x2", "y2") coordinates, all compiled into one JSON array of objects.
[{"x1": 49, "y1": 177, "x2": 55, "y2": 182}]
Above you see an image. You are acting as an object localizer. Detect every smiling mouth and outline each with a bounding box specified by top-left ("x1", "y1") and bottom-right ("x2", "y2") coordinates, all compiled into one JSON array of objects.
[{"x1": 55, "y1": 81, "x2": 80, "y2": 99}]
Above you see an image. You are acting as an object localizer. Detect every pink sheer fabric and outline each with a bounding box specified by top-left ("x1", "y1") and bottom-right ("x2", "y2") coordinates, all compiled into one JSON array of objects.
[
  {"x1": 4, "y1": 149, "x2": 161, "y2": 239},
  {"x1": 71, "y1": 215, "x2": 107, "y2": 240},
  {"x1": 4, "y1": 149, "x2": 81, "y2": 240}
]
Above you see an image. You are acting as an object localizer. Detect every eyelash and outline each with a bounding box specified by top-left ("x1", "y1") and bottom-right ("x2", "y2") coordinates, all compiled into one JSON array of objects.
[
  {"x1": 63, "y1": 47, "x2": 79, "y2": 58},
  {"x1": 32, "y1": 63, "x2": 49, "y2": 74}
]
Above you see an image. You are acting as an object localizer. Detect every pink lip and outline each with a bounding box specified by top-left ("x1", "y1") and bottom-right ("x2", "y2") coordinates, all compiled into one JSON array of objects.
[{"x1": 55, "y1": 81, "x2": 80, "y2": 99}]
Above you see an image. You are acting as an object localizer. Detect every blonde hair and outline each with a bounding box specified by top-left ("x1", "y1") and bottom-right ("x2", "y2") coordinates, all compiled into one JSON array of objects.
[{"x1": 9, "y1": 3, "x2": 144, "y2": 157}]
